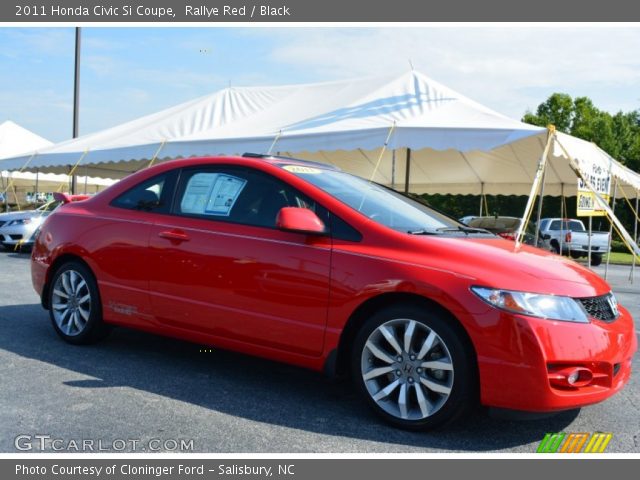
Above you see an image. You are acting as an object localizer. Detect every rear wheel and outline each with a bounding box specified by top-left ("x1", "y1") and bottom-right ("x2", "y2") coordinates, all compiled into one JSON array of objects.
[
  {"x1": 351, "y1": 305, "x2": 476, "y2": 430},
  {"x1": 590, "y1": 254, "x2": 603, "y2": 266},
  {"x1": 49, "y1": 261, "x2": 110, "y2": 344}
]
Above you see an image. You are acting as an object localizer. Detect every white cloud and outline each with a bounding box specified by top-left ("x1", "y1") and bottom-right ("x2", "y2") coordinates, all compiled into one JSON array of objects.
[{"x1": 258, "y1": 27, "x2": 640, "y2": 117}]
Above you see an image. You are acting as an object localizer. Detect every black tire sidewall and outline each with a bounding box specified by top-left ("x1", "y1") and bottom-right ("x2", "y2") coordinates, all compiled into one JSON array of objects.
[
  {"x1": 351, "y1": 304, "x2": 476, "y2": 431},
  {"x1": 49, "y1": 261, "x2": 107, "y2": 345}
]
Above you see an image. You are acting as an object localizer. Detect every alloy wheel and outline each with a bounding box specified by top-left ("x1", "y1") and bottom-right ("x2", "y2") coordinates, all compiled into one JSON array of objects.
[
  {"x1": 360, "y1": 318, "x2": 454, "y2": 421},
  {"x1": 51, "y1": 269, "x2": 92, "y2": 336}
]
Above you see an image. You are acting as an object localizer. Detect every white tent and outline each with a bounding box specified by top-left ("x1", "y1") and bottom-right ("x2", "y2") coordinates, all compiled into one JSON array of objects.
[
  {"x1": 0, "y1": 120, "x2": 53, "y2": 159},
  {"x1": 0, "y1": 72, "x2": 638, "y2": 198},
  {"x1": 0, "y1": 121, "x2": 116, "y2": 199}
]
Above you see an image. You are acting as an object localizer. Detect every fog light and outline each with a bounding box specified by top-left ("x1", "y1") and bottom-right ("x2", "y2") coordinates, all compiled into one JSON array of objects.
[
  {"x1": 548, "y1": 366, "x2": 594, "y2": 388},
  {"x1": 567, "y1": 370, "x2": 580, "y2": 385}
]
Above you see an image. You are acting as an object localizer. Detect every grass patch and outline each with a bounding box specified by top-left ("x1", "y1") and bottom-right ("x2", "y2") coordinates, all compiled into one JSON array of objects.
[{"x1": 603, "y1": 252, "x2": 637, "y2": 265}]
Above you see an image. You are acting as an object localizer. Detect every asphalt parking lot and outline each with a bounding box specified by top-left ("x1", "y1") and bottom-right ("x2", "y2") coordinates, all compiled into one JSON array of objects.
[{"x1": 0, "y1": 252, "x2": 638, "y2": 453}]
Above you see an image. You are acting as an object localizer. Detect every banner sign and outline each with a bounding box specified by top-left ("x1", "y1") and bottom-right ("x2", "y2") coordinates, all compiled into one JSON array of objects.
[{"x1": 576, "y1": 157, "x2": 611, "y2": 217}]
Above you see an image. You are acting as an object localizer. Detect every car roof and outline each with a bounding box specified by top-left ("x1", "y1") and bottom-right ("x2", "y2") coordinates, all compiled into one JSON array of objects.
[
  {"x1": 241, "y1": 153, "x2": 341, "y2": 171},
  {"x1": 136, "y1": 154, "x2": 341, "y2": 179}
]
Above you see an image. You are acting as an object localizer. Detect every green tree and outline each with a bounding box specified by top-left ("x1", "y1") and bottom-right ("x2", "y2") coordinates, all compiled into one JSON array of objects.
[
  {"x1": 523, "y1": 93, "x2": 574, "y2": 132},
  {"x1": 522, "y1": 94, "x2": 640, "y2": 172}
]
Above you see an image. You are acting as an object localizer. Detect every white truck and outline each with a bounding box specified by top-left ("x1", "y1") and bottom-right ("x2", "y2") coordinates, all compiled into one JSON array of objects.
[{"x1": 538, "y1": 218, "x2": 610, "y2": 266}]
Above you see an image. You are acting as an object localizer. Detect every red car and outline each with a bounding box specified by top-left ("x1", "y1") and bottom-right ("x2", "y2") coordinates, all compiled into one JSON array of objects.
[{"x1": 31, "y1": 155, "x2": 636, "y2": 430}]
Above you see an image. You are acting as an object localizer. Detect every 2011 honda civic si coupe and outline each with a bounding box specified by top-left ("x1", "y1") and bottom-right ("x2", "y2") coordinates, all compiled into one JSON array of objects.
[{"x1": 31, "y1": 154, "x2": 636, "y2": 430}]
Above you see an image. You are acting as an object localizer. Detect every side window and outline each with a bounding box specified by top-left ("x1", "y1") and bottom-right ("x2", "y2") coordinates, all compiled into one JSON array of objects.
[
  {"x1": 111, "y1": 171, "x2": 176, "y2": 213},
  {"x1": 175, "y1": 167, "x2": 321, "y2": 229},
  {"x1": 549, "y1": 220, "x2": 561, "y2": 231},
  {"x1": 330, "y1": 213, "x2": 362, "y2": 242}
]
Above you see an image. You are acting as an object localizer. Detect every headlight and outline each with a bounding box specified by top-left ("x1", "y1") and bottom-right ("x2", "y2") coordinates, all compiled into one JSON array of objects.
[
  {"x1": 10, "y1": 218, "x2": 32, "y2": 225},
  {"x1": 471, "y1": 286, "x2": 589, "y2": 323},
  {"x1": 608, "y1": 293, "x2": 619, "y2": 318}
]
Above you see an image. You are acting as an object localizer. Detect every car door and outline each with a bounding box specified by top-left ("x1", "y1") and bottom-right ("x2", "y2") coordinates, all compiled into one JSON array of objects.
[
  {"x1": 96, "y1": 170, "x2": 178, "y2": 327},
  {"x1": 147, "y1": 166, "x2": 333, "y2": 356}
]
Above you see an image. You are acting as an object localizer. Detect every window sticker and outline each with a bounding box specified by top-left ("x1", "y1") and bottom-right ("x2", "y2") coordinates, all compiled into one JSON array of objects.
[
  {"x1": 283, "y1": 165, "x2": 322, "y2": 174},
  {"x1": 205, "y1": 174, "x2": 247, "y2": 216},
  {"x1": 181, "y1": 173, "x2": 247, "y2": 216}
]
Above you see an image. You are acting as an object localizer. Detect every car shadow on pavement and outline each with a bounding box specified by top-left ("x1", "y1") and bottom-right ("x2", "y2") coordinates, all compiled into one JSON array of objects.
[{"x1": 0, "y1": 303, "x2": 580, "y2": 452}]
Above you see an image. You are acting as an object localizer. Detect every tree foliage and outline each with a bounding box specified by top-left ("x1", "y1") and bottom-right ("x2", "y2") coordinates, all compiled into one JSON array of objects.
[{"x1": 522, "y1": 94, "x2": 640, "y2": 172}]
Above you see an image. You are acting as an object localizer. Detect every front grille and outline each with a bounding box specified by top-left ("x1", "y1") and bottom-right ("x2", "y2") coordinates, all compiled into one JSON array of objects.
[
  {"x1": 577, "y1": 294, "x2": 617, "y2": 322},
  {"x1": 9, "y1": 234, "x2": 22, "y2": 241}
]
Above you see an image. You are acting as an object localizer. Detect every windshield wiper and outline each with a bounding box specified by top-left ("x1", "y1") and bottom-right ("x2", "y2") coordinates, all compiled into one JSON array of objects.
[
  {"x1": 436, "y1": 226, "x2": 492, "y2": 235},
  {"x1": 407, "y1": 228, "x2": 439, "y2": 235}
]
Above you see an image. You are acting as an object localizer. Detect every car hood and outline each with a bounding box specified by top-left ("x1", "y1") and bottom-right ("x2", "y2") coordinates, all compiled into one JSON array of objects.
[
  {"x1": 0, "y1": 211, "x2": 31, "y2": 222},
  {"x1": 0, "y1": 210, "x2": 46, "y2": 221},
  {"x1": 412, "y1": 236, "x2": 611, "y2": 297}
]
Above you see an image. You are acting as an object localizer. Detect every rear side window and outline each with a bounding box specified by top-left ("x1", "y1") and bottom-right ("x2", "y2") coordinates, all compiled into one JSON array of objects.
[{"x1": 111, "y1": 171, "x2": 177, "y2": 214}]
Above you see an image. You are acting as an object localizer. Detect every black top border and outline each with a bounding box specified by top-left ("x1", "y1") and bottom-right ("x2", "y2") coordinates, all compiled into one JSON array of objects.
[{"x1": 4, "y1": 0, "x2": 640, "y2": 22}]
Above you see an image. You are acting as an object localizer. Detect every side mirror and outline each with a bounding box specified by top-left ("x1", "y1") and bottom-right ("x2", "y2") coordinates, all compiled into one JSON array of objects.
[
  {"x1": 542, "y1": 234, "x2": 551, "y2": 240},
  {"x1": 276, "y1": 207, "x2": 327, "y2": 235}
]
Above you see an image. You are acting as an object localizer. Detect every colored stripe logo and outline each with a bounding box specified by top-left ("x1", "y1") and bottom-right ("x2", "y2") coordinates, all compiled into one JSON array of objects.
[{"x1": 537, "y1": 432, "x2": 612, "y2": 453}]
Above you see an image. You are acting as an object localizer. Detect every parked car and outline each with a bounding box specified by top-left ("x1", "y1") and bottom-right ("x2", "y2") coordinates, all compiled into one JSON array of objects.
[
  {"x1": 458, "y1": 215, "x2": 478, "y2": 225},
  {"x1": 462, "y1": 216, "x2": 548, "y2": 248},
  {"x1": 31, "y1": 155, "x2": 636, "y2": 430},
  {"x1": 0, "y1": 202, "x2": 58, "y2": 251},
  {"x1": 539, "y1": 218, "x2": 610, "y2": 266}
]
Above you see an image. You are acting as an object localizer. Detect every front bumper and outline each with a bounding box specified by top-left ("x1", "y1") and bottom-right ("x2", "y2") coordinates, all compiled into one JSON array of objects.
[
  {"x1": 0, "y1": 225, "x2": 38, "y2": 247},
  {"x1": 476, "y1": 306, "x2": 636, "y2": 412}
]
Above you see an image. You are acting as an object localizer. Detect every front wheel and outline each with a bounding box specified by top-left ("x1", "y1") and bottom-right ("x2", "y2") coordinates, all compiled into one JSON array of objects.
[
  {"x1": 49, "y1": 261, "x2": 110, "y2": 344},
  {"x1": 351, "y1": 305, "x2": 476, "y2": 430}
]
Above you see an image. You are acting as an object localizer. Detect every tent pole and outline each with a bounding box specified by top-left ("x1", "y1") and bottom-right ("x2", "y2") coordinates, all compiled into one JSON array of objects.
[
  {"x1": 391, "y1": 149, "x2": 396, "y2": 190},
  {"x1": 479, "y1": 183, "x2": 484, "y2": 217},
  {"x1": 587, "y1": 215, "x2": 593, "y2": 268},
  {"x1": 534, "y1": 166, "x2": 547, "y2": 245},
  {"x1": 71, "y1": 27, "x2": 82, "y2": 194},
  {"x1": 559, "y1": 183, "x2": 565, "y2": 254},
  {"x1": 34, "y1": 169, "x2": 39, "y2": 204},
  {"x1": 69, "y1": 166, "x2": 77, "y2": 194},
  {"x1": 515, "y1": 129, "x2": 553, "y2": 248},
  {"x1": 631, "y1": 192, "x2": 639, "y2": 284},
  {"x1": 604, "y1": 182, "x2": 617, "y2": 280},
  {"x1": 404, "y1": 148, "x2": 411, "y2": 194},
  {"x1": 2, "y1": 174, "x2": 7, "y2": 212}
]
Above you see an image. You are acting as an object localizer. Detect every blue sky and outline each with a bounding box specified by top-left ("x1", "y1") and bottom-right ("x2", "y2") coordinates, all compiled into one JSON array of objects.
[{"x1": 1, "y1": 27, "x2": 640, "y2": 143}]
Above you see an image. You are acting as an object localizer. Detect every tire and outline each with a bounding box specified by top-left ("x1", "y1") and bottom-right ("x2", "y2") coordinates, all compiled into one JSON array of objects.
[
  {"x1": 351, "y1": 304, "x2": 477, "y2": 430},
  {"x1": 48, "y1": 260, "x2": 110, "y2": 344},
  {"x1": 550, "y1": 241, "x2": 560, "y2": 255},
  {"x1": 590, "y1": 254, "x2": 603, "y2": 267}
]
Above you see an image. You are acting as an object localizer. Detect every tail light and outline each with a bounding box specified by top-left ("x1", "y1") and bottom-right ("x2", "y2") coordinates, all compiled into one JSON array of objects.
[
  {"x1": 565, "y1": 231, "x2": 572, "y2": 243},
  {"x1": 498, "y1": 232, "x2": 516, "y2": 241}
]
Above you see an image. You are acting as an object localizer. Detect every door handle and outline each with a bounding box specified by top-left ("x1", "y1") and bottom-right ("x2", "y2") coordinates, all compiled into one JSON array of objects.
[{"x1": 158, "y1": 229, "x2": 190, "y2": 242}]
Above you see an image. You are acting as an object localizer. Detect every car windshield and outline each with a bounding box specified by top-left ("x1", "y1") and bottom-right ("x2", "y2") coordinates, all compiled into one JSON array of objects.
[{"x1": 282, "y1": 165, "x2": 461, "y2": 233}]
